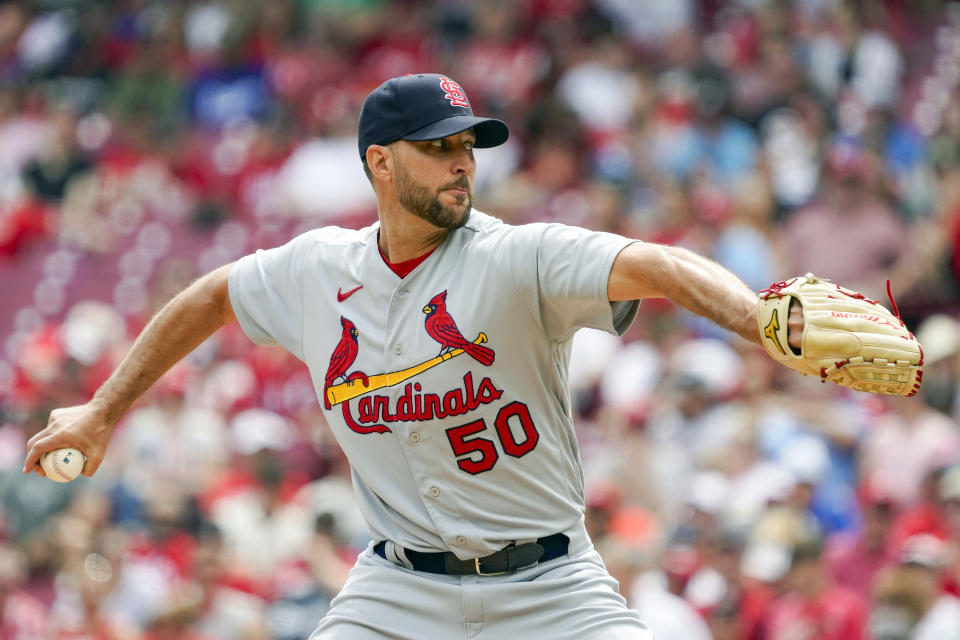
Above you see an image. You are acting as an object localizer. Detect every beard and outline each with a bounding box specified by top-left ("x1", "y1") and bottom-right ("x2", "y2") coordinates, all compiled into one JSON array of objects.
[{"x1": 395, "y1": 160, "x2": 472, "y2": 230}]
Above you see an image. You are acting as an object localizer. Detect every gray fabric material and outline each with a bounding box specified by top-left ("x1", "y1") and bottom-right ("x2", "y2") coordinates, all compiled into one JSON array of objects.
[
  {"x1": 229, "y1": 211, "x2": 640, "y2": 561},
  {"x1": 309, "y1": 547, "x2": 651, "y2": 640}
]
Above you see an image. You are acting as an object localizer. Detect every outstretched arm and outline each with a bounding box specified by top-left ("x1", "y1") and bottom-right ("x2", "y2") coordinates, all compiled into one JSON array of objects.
[
  {"x1": 23, "y1": 262, "x2": 237, "y2": 477},
  {"x1": 607, "y1": 241, "x2": 800, "y2": 346},
  {"x1": 609, "y1": 242, "x2": 924, "y2": 397}
]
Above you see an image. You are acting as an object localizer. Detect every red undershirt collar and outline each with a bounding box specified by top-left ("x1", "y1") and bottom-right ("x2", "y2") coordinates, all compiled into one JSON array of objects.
[{"x1": 378, "y1": 240, "x2": 435, "y2": 278}]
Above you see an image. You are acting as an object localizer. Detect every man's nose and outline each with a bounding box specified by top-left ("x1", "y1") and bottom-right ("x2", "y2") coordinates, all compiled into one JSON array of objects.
[{"x1": 452, "y1": 148, "x2": 474, "y2": 175}]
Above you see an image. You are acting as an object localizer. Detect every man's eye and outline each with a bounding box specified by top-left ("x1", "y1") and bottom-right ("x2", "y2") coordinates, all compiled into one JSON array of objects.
[
  {"x1": 430, "y1": 140, "x2": 443, "y2": 148},
  {"x1": 464, "y1": 141, "x2": 475, "y2": 151}
]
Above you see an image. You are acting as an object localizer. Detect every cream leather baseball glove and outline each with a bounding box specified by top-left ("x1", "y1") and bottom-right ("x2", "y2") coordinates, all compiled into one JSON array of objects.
[{"x1": 757, "y1": 273, "x2": 923, "y2": 396}]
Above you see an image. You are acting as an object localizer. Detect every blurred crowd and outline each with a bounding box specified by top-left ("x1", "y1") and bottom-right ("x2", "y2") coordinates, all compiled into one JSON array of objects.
[{"x1": 1, "y1": 0, "x2": 960, "y2": 638}]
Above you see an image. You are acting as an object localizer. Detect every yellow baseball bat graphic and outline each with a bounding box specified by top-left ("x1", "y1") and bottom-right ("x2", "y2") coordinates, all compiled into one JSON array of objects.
[{"x1": 326, "y1": 333, "x2": 488, "y2": 407}]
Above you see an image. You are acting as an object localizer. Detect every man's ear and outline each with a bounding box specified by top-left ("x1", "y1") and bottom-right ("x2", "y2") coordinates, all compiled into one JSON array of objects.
[{"x1": 365, "y1": 144, "x2": 393, "y2": 183}]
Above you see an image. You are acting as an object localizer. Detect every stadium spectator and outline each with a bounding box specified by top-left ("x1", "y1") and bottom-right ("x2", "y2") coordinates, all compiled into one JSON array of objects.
[
  {"x1": 824, "y1": 482, "x2": 898, "y2": 599},
  {"x1": 763, "y1": 537, "x2": 869, "y2": 640}
]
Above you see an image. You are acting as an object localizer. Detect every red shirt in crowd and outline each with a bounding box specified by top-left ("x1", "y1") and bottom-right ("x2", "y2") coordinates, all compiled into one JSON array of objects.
[
  {"x1": 764, "y1": 583, "x2": 867, "y2": 640},
  {"x1": 824, "y1": 531, "x2": 892, "y2": 599}
]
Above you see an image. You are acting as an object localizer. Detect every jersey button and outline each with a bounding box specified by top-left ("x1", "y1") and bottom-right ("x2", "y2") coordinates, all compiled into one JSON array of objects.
[
  {"x1": 410, "y1": 432, "x2": 421, "y2": 443},
  {"x1": 429, "y1": 486, "x2": 440, "y2": 498},
  {"x1": 394, "y1": 344, "x2": 402, "y2": 355},
  {"x1": 455, "y1": 536, "x2": 467, "y2": 545}
]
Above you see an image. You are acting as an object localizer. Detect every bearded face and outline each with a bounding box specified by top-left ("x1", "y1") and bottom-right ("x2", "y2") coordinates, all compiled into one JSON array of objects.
[{"x1": 394, "y1": 157, "x2": 472, "y2": 230}]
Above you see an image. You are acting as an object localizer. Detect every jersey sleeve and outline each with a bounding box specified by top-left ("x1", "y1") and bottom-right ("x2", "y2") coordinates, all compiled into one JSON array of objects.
[
  {"x1": 228, "y1": 231, "x2": 316, "y2": 360},
  {"x1": 507, "y1": 223, "x2": 640, "y2": 342}
]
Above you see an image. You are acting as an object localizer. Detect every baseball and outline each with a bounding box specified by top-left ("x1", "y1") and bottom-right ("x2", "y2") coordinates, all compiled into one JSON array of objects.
[{"x1": 40, "y1": 448, "x2": 85, "y2": 482}]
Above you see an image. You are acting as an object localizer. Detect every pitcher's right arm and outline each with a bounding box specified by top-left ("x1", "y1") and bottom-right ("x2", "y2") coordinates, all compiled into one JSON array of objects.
[{"x1": 23, "y1": 262, "x2": 237, "y2": 478}]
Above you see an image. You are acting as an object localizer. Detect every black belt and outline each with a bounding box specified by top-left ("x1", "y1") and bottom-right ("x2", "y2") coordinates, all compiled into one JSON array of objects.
[{"x1": 374, "y1": 533, "x2": 569, "y2": 576}]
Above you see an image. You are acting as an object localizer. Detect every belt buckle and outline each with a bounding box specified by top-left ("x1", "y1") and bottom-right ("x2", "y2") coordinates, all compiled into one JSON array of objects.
[{"x1": 474, "y1": 557, "x2": 508, "y2": 576}]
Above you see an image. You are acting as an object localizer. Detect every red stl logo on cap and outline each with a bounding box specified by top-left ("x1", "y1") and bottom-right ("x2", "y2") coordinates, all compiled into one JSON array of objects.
[{"x1": 440, "y1": 77, "x2": 470, "y2": 108}]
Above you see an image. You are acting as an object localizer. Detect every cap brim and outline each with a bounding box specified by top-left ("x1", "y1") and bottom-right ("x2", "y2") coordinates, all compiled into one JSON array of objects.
[{"x1": 401, "y1": 115, "x2": 509, "y2": 148}]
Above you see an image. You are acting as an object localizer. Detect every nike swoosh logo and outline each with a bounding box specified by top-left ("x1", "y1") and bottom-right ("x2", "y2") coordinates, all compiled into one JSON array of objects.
[{"x1": 337, "y1": 285, "x2": 363, "y2": 302}]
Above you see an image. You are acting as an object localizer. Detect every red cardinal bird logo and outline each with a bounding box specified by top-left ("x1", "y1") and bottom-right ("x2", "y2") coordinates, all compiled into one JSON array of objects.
[
  {"x1": 422, "y1": 291, "x2": 495, "y2": 366},
  {"x1": 323, "y1": 316, "x2": 369, "y2": 409}
]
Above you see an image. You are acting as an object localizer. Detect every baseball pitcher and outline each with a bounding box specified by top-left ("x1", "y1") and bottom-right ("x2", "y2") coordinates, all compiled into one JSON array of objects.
[{"x1": 23, "y1": 74, "x2": 922, "y2": 639}]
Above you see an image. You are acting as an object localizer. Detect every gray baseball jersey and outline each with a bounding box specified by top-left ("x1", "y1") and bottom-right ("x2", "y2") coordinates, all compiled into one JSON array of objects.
[{"x1": 228, "y1": 210, "x2": 639, "y2": 560}]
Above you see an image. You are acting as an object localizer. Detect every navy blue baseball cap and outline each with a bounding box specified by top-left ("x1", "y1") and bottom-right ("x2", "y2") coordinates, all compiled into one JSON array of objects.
[{"x1": 358, "y1": 74, "x2": 509, "y2": 158}]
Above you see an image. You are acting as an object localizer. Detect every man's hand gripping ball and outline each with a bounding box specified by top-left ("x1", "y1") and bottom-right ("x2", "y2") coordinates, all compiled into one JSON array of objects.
[{"x1": 757, "y1": 273, "x2": 923, "y2": 396}]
